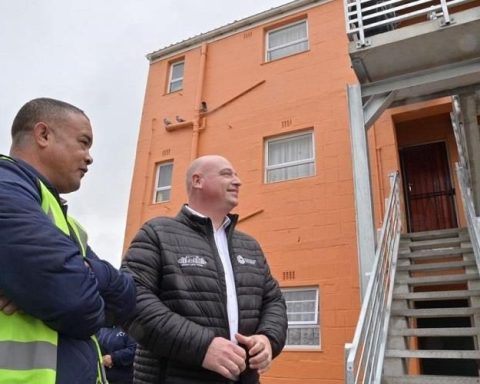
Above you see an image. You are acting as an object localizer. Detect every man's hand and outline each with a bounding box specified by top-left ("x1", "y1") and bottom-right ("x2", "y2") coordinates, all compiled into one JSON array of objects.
[
  {"x1": 235, "y1": 333, "x2": 272, "y2": 374},
  {"x1": 102, "y1": 354, "x2": 113, "y2": 368},
  {"x1": 0, "y1": 290, "x2": 18, "y2": 315},
  {"x1": 202, "y1": 337, "x2": 247, "y2": 380}
]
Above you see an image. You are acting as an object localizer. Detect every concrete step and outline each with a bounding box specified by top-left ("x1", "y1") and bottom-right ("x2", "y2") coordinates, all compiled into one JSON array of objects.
[
  {"x1": 403, "y1": 228, "x2": 464, "y2": 241},
  {"x1": 398, "y1": 246, "x2": 473, "y2": 260},
  {"x1": 391, "y1": 307, "x2": 480, "y2": 318},
  {"x1": 383, "y1": 375, "x2": 480, "y2": 384},
  {"x1": 396, "y1": 273, "x2": 479, "y2": 286},
  {"x1": 393, "y1": 289, "x2": 480, "y2": 301},
  {"x1": 385, "y1": 349, "x2": 480, "y2": 359},
  {"x1": 397, "y1": 260, "x2": 476, "y2": 272},
  {"x1": 408, "y1": 238, "x2": 464, "y2": 251},
  {"x1": 390, "y1": 327, "x2": 480, "y2": 337},
  {"x1": 384, "y1": 229, "x2": 478, "y2": 384}
]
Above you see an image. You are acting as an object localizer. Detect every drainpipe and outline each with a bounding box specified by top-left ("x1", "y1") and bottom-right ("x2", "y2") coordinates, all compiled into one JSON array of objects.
[{"x1": 191, "y1": 42, "x2": 208, "y2": 160}]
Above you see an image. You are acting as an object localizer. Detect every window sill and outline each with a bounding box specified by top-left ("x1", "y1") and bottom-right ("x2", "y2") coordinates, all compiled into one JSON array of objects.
[
  {"x1": 283, "y1": 346, "x2": 322, "y2": 352},
  {"x1": 163, "y1": 89, "x2": 183, "y2": 96},
  {"x1": 262, "y1": 49, "x2": 310, "y2": 65}
]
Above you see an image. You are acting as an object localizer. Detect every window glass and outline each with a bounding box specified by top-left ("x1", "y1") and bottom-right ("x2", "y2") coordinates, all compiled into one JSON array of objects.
[
  {"x1": 282, "y1": 288, "x2": 320, "y2": 347},
  {"x1": 169, "y1": 61, "x2": 184, "y2": 93},
  {"x1": 154, "y1": 162, "x2": 173, "y2": 203},
  {"x1": 155, "y1": 189, "x2": 171, "y2": 203},
  {"x1": 265, "y1": 132, "x2": 315, "y2": 183},
  {"x1": 267, "y1": 20, "x2": 308, "y2": 61}
]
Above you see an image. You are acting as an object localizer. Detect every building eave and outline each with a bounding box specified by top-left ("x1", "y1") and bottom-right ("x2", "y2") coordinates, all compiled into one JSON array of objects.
[{"x1": 146, "y1": 0, "x2": 325, "y2": 63}]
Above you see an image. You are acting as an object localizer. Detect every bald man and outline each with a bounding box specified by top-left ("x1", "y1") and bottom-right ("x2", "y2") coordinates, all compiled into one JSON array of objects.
[{"x1": 123, "y1": 155, "x2": 287, "y2": 384}]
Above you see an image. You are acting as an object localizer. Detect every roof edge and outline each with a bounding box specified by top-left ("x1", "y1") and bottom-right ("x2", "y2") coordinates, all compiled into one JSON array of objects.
[{"x1": 146, "y1": 0, "x2": 324, "y2": 62}]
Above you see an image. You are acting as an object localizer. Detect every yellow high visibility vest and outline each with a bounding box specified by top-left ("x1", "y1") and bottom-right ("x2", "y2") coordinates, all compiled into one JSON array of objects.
[{"x1": 0, "y1": 156, "x2": 107, "y2": 384}]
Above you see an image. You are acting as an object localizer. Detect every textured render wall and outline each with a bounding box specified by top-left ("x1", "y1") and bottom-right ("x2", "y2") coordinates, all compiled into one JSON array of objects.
[
  {"x1": 123, "y1": 49, "x2": 202, "y2": 248},
  {"x1": 366, "y1": 114, "x2": 401, "y2": 233},
  {"x1": 123, "y1": 0, "x2": 377, "y2": 382}
]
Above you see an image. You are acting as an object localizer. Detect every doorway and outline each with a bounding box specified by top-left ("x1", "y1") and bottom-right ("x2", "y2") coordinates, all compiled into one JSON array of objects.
[{"x1": 400, "y1": 141, "x2": 457, "y2": 232}]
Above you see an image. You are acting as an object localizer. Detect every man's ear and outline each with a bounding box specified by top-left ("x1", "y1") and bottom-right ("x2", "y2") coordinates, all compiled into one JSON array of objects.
[
  {"x1": 192, "y1": 173, "x2": 202, "y2": 189},
  {"x1": 32, "y1": 122, "x2": 50, "y2": 148}
]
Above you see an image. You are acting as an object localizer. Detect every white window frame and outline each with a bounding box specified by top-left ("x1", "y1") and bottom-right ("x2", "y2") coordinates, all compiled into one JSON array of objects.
[
  {"x1": 282, "y1": 287, "x2": 321, "y2": 348},
  {"x1": 265, "y1": 19, "x2": 309, "y2": 62},
  {"x1": 264, "y1": 131, "x2": 315, "y2": 183},
  {"x1": 153, "y1": 161, "x2": 173, "y2": 203},
  {"x1": 168, "y1": 61, "x2": 184, "y2": 93}
]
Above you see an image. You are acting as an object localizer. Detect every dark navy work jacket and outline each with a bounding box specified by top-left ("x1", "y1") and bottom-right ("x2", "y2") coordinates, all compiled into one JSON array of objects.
[{"x1": 0, "y1": 157, "x2": 136, "y2": 384}]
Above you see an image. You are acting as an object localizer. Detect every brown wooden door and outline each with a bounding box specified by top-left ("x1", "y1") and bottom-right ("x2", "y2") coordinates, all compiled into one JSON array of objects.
[{"x1": 400, "y1": 141, "x2": 457, "y2": 232}]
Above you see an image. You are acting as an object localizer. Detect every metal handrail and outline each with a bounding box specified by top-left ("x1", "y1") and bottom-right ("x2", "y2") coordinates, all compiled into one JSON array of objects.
[
  {"x1": 456, "y1": 164, "x2": 480, "y2": 274},
  {"x1": 451, "y1": 95, "x2": 472, "y2": 185},
  {"x1": 452, "y1": 94, "x2": 480, "y2": 267},
  {"x1": 345, "y1": 171, "x2": 402, "y2": 384},
  {"x1": 344, "y1": 0, "x2": 476, "y2": 46}
]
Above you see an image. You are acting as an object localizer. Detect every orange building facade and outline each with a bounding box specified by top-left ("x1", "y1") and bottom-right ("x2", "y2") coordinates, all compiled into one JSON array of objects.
[{"x1": 124, "y1": 0, "x2": 465, "y2": 382}]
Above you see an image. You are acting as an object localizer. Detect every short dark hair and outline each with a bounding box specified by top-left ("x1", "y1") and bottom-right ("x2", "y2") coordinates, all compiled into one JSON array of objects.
[{"x1": 11, "y1": 97, "x2": 88, "y2": 145}]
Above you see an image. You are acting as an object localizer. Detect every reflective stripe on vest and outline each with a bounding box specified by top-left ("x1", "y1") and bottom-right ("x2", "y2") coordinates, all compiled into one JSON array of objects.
[
  {"x1": 0, "y1": 156, "x2": 106, "y2": 384},
  {"x1": 0, "y1": 312, "x2": 58, "y2": 384},
  {"x1": 38, "y1": 180, "x2": 88, "y2": 256}
]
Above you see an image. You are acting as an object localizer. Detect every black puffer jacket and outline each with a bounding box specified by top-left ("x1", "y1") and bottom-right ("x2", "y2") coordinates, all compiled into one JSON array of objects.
[{"x1": 123, "y1": 205, "x2": 287, "y2": 384}]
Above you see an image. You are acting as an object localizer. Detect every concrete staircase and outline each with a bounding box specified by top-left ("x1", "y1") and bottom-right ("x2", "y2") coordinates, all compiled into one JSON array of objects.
[{"x1": 382, "y1": 228, "x2": 480, "y2": 384}]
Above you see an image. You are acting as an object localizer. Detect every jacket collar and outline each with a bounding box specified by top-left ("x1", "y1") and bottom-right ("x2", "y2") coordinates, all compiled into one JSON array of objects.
[
  {"x1": 178, "y1": 204, "x2": 238, "y2": 236},
  {"x1": 8, "y1": 156, "x2": 65, "y2": 206}
]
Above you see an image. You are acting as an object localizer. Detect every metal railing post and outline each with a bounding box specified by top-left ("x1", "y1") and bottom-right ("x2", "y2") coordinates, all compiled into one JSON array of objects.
[
  {"x1": 440, "y1": 0, "x2": 452, "y2": 25},
  {"x1": 344, "y1": 171, "x2": 402, "y2": 384},
  {"x1": 344, "y1": 0, "x2": 468, "y2": 41},
  {"x1": 457, "y1": 164, "x2": 480, "y2": 271}
]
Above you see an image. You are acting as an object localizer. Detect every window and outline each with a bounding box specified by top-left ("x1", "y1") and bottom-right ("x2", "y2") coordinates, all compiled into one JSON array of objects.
[
  {"x1": 266, "y1": 20, "x2": 309, "y2": 61},
  {"x1": 154, "y1": 162, "x2": 173, "y2": 203},
  {"x1": 282, "y1": 287, "x2": 320, "y2": 347},
  {"x1": 168, "y1": 61, "x2": 184, "y2": 93},
  {"x1": 265, "y1": 131, "x2": 315, "y2": 183}
]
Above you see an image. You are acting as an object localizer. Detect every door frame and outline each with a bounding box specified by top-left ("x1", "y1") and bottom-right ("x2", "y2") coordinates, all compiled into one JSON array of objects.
[{"x1": 399, "y1": 139, "x2": 459, "y2": 232}]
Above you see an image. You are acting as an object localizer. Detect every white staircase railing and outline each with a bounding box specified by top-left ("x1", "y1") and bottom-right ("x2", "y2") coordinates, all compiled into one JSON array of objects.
[
  {"x1": 344, "y1": 0, "x2": 476, "y2": 47},
  {"x1": 345, "y1": 171, "x2": 402, "y2": 384},
  {"x1": 451, "y1": 95, "x2": 471, "y2": 178},
  {"x1": 452, "y1": 94, "x2": 480, "y2": 272},
  {"x1": 456, "y1": 164, "x2": 480, "y2": 275}
]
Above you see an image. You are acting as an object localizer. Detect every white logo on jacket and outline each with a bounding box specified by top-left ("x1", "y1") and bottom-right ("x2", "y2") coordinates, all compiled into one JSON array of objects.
[
  {"x1": 236, "y1": 255, "x2": 256, "y2": 265},
  {"x1": 178, "y1": 255, "x2": 207, "y2": 267}
]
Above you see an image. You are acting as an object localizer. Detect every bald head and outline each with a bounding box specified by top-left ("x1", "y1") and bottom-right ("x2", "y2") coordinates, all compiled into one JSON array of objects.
[
  {"x1": 185, "y1": 155, "x2": 242, "y2": 224},
  {"x1": 186, "y1": 155, "x2": 229, "y2": 194}
]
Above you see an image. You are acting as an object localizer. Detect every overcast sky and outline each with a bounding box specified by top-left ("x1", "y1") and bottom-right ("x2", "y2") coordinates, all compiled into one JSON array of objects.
[{"x1": 0, "y1": 0, "x2": 289, "y2": 267}]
